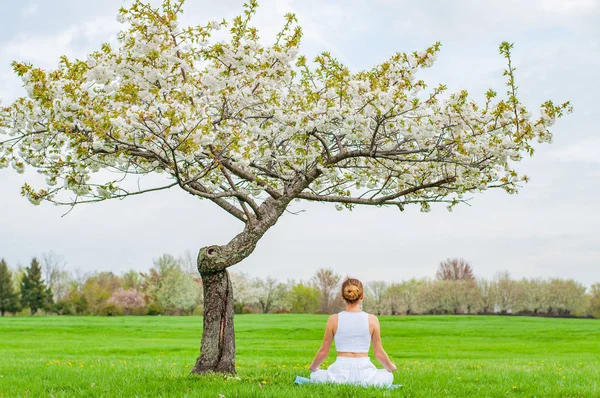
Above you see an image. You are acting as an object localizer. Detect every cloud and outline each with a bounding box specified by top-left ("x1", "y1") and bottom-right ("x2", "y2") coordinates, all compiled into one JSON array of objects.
[
  {"x1": 383, "y1": 0, "x2": 600, "y2": 40},
  {"x1": 1, "y1": 16, "x2": 120, "y2": 67},
  {"x1": 550, "y1": 138, "x2": 600, "y2": 164},
  {"x1": 540, "y1": 0, "x2": 599, "y2": 13},
  {"x1": 21, "y1": 3, "x2": 38, "y2": 18},
  {"x1": 0, "y1": 16, "x2": 122, "y2": 102}
]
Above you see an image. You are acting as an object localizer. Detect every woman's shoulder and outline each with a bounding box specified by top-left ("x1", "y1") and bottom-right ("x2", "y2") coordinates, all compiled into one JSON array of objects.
[{"x1": 326, "y1": 313, "x2": 339, "y2": 333}]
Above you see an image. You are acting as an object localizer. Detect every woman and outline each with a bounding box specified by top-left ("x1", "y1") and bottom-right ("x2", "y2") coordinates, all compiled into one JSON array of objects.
[{"x1": 308, "y1": 278, "x2": 396, "y2": 387}]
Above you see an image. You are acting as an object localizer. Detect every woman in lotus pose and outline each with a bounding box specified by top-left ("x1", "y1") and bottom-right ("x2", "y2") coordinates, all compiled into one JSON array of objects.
[{"x1": 308, "y1": 278, "x2": 396, "y2": 387}]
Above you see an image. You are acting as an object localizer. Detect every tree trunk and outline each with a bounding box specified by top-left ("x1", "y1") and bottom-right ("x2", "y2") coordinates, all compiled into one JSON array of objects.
[
  {"x1": 191, "y1": 269, "x2": 236, "y2": 374},
  {"x1": 189, "y1": 195, "x2": 300, "y2": 374}
]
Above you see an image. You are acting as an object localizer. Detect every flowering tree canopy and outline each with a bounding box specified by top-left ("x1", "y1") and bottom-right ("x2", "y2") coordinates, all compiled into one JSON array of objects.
[{"x1": 0, "y1": 0, "x2": 570, "y2": 218}]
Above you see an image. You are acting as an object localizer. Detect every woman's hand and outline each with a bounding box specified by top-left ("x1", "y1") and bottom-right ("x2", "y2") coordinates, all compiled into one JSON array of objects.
[
  {"x1": 387, "y1": 363, "x2": 397, "y2": 372},
  {"x1": 309, "y1": 366, "x2": 319, "y2": 372}
]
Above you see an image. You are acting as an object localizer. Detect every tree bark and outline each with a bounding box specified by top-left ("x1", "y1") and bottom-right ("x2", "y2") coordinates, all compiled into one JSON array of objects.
[{"x1": 191, "y1": 269, "x2": 236, "y2": 374}]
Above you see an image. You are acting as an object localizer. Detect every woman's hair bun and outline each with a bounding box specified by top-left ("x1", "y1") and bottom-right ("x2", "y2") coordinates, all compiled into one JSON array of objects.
[
  {"x1": 341, "y1": 278, "x2": 363, "y2": 303},
  {"x1": 343, "y1": 285, "x2": 360, "y2": 301}
]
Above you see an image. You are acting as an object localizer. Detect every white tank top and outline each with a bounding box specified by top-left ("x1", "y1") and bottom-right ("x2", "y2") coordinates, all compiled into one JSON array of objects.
[{"x1": 334, "y1": 311, "x2": 371, "y2": 353}]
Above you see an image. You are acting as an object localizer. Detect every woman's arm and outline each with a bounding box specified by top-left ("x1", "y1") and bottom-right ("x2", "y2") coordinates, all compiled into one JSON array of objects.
[
  {"x1": 370, "y1": 314, "x2": 396, "y2": 372},
  {"x1": 308, "y1": 315, "x2": 337, "y2": 371}
]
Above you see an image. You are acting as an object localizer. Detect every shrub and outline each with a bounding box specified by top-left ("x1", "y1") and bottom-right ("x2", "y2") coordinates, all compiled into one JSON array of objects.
[
  {"x1": 233, "y1": 302, "x2": 244, "y2": 314},
  {"x1": 52, "y1": 301, "x2": 73, "y2": 315},
  {"x1": 99, "y1": 303, "x2": 124, "y2": 316},
  {"x1": 147, "y1": 303, "x2": 162, "y2": 316},
  {"x1": 242, "y1": 305, "x2": 256, "y2": 314},
  {"x1": 193, "y1": 306, "x2": 204, "y2": 316}
]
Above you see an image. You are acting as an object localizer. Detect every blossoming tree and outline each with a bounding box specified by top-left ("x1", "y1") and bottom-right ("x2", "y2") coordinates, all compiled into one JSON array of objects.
[{"x1": 0, "y1": 0, "x2": 570, "y2": 374}]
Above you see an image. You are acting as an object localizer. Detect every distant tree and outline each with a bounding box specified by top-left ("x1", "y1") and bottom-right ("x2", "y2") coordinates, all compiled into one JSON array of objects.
[
  {"x1": 254, "y1": 277, "x2": 287, "y2": 313},
  {"x1": 418, "y1": 280, "x2": 448, "y2": 314},
  {"x1": 108, "y1": 289, "x2": 146, "y2": 315},
  {"x1": 418, "y1": 279, "x2": 476, "y2": 314},
  {"x1": 121, "y1": 270, "x2": 142, "y2": 290},
  {"x1": 0, "y1": 259, "x2": 20, "y2": 316},
  {"x1": 328, "y1": 294, "x2": 346, "y2": 313},
  {"x1": 82, "y1": 272, "x2": 122, "y2": 314},
  {"x1": 229, "y1": 272, "x2": 259, "y2": 313},
  {"x1": 312, "y1": 268, "x2": 341, "y2": 313},
  {"x1": 140, "y1": 271, "x2": 163, "y2": 309},
  {"x1": 436, "y1": 258, "x2": 475, "y2": 281},
  {"x1": 12, "y1": 265, "x2": 25, "y2": 296},
  {"x1": 520, "y1": 278, "x2": 547, "y2": 314},
  {"x1": 192, "y1": 276, "x2": 204, "y2": 311},
  {"x1": 179, "y1": 250, "x2": 198, "y2": 276},
  {"x1": 156, "y1": 268, "x2": 198, "y2": 314},
  {"x1": 477, "y1": 279, "x2": 496, "y2": 314},
  {"x1": 587, "y1": 283, "x2": 600, "y2": 318},
  {"x1": 287, "y1": 283, "x2": 320, "y2": 314},
  {"x1": 139, "y1": 254, "x2": 182, "y2": 310},
  {"x1": 364, "y1": 281, "x2": 388, "y2": 315},
  {"x1": 544, "y1": 279, "x2": 586, "y2": 316},
  {"x1": 385, "y1": 283, "x2": 401, "y2": 315},
  {"x1": 153, "y1": 254, "x2": 180, "y2": 275},
  {"x1": 493, "y1": 271, "x2": 523, "y2": 314},
  {"x1": 436, "y1": 280, "x2": 465, "y2": 314},
  {"x1": 459, "y1": 280, "x2": 482, "y2": 314},
  {"x1": 58, "y1": 270, "x2": 90, "y2": 315},
  {"x1": 71, "y1": 268, "x2": 90, "y2": 292},
  {"x1": 65, "y1": 286, "x2": 89, "y2": 315},
  {"x1": 42, "y1": 251, "x2": 71, "y2": 302},
  {"x1": 387, "y1": 279, "x2": 424, "y2": 315},
  {"x1": 20, "y1": 258, "x2": 50, "y2": 315}
]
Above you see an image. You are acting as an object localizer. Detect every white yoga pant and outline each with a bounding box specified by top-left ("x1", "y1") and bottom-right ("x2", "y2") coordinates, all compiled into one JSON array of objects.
[{"x1": 310, "y1": 357, "x2": 393, "y2": 387}]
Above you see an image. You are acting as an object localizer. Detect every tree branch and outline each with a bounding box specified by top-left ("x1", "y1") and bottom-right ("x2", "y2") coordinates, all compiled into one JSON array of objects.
[
  {"x1": 296, "y1": 176, "x2": 456, "y2": 205},
  {"x1": 186, "y1": 181, "x2": 247, "y2": 222},
  {"x1": 219, "y1": 159, "x2": 283, "y2": 199},
  {"x1": 219, "y1": 165, "x2": 260, "y2": 222}
]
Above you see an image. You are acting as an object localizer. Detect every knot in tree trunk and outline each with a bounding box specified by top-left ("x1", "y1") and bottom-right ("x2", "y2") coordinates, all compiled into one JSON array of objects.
[{"x1": 197, "y1": 242, "x2": 257, "y2": 275}]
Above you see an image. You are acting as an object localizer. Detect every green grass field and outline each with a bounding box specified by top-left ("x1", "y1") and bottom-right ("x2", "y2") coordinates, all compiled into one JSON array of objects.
[{"x1": 0, "y1": 315, "x2": 598, "y2": 397}]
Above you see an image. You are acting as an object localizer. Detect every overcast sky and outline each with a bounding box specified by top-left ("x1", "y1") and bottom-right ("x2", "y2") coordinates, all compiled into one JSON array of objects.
[{"x1": 1, "y1": 0, "x2": 598, "y2": 285}]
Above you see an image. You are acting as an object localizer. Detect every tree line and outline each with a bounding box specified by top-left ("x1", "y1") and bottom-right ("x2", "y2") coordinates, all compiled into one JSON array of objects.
[
  {"x1": 1, "y1": 255, "x2": 598, "y2": 318},
  {"x1": 0, "y1": 253, "x2": 202, "y2": 316}
]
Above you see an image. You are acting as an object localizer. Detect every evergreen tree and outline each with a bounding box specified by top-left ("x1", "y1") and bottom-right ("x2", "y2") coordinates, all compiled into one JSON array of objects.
[
  {"x1": 20, "y1": 258, "x2": 48, "y2": 315},
  {"x1": 0, "y1": 259, "x2": 20, "y2": 316}
]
